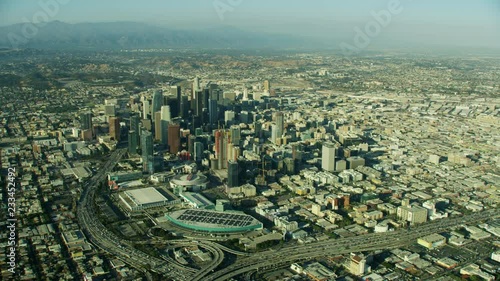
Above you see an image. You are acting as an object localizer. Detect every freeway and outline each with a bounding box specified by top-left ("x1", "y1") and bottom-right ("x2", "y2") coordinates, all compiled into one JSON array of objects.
[
  {"x1": 75, "y1": 149, "x2": 499, "y2": 281},
  {"x1": 204, "y1": 208, "x2": 499, "y2": 281},
  {"x1": 191, "y1": 241, "x2": 225, "y2": 281},
  {"x1": 138, "y1": 239, "x2": 226, "y2": 279},
  {"x1": 76, "y1": 149, "x2": 191, "y2": 280}
]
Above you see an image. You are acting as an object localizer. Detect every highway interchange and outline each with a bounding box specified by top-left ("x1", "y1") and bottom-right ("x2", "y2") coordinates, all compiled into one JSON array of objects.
[
  {"x1": 76, "y1": 149, "x2": 499, "y2": 281},
  {"x1": 202, "y1": 209, "x2": 499, "y2": 281},
  {"x1": 77, "y1": 149, "x2": 184, "y2": 280}
]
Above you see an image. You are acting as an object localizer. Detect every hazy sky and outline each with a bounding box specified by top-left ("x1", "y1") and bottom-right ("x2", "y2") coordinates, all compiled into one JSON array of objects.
[{"x1": 1, "y1": 0, "x2": 499, "y2": 48}]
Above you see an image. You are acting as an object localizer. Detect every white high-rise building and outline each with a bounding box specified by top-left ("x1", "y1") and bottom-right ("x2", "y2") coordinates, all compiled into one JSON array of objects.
[
  {"x1": 193, "y1": 77, "x2": 201, "y2": 92},
  {"x1": 142, "y1": 100, "x2": 150, "y2": 119},
  {"x1": 322, "y1": 142, "x2": 337, "y2": 172},
  {"x1": 243, "y1": 88, "x2": 249, "y2": 100},
  {"x1": 161, "y1": 105, "x2": 171, "y2": 122}
]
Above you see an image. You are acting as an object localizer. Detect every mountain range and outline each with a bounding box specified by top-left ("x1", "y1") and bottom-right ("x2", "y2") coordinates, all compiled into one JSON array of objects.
[{"x1": 0, "y1": 21, "x2": 311, "y2": 50}]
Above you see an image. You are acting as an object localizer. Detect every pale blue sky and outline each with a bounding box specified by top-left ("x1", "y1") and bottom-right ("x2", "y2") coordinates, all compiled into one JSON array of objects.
[
  {"x1": 1, "y1": 0, "x2": 499, "y2": 48},
  {"x1": 1, "y1": 0, "x2": 497, "y2": 26}
]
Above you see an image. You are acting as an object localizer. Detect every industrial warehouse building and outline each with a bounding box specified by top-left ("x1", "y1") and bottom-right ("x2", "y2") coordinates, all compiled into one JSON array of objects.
[
  {"x1": 119, "y1": 187, "x2": 171, "y2": 211},
  {"x1": 165, "y1": 209, "x2": 263, "y2": 233},
  {"x1": 417, "y1": 233, "x2": 446, "y2": 250}
]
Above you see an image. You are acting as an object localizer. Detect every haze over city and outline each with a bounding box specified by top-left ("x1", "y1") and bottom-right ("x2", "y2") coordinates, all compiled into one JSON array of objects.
[
  {"x1": 0, "y1": 1, "x2": 499, "y2": 281},
  {"x1": 1, "y1": 0, "x2": 499, "y2": 50}
]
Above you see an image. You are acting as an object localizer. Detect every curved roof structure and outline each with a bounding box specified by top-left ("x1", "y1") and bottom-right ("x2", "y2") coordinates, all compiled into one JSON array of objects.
[
  {"x1": 165, "y1": 209, "x2": 262, "y2": 233},
  {"x1": 170, "y1": 173, "x2": 208, "y2": 187}
]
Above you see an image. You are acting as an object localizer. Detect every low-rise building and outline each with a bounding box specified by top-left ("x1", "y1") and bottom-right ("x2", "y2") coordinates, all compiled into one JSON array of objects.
[{"x1": 417, "y1": 233, "x2": 446, "y2": 250}]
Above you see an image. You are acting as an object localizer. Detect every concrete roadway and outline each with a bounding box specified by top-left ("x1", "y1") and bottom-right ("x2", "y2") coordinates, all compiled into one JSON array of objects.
[
  {"x1": 204, "y1": 208, "x2": 499, "y2": 281},
  {"x1": 76, "y1": 149, "x2": 499, "y2": 281},
  {"x1": 76, "y1": 149, "x2": 190, "y2": 280},
  {"x1": 137, "y1": 239, "x2": 226, "y2": 280}
]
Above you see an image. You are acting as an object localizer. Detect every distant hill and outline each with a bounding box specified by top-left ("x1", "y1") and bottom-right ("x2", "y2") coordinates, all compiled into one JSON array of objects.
[{"x1": 0, "y1": 21, "x2": 308, "y2": 50}]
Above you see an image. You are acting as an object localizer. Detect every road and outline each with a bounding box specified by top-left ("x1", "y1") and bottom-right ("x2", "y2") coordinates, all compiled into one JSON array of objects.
[
  {"x1": 203, "y1": 209, "x2": 499, "y2": 281},
  {"x1": 76, "y1": 149, "x2": 188, "y2": 280},
  {"x1": 75, "y1": 149, "x2": 499, "y2": 281},
  {"x1": 136, "y1": 239, "x2": 226, "y2": 280}
]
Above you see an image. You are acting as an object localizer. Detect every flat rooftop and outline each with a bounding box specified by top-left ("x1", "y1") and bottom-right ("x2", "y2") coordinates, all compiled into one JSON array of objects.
[
  {"x1": 181, "y1": 192, "x2": 214, "y2": 208},
  {"x1": 124, "y1": 187, "x2": 168, "y2": 205}
]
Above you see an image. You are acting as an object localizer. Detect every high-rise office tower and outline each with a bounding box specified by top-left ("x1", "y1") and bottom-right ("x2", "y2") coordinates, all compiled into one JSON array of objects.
[
  {"x1": 271, "y1": 124, "x2": 280, "y2": 144},
  {"x1": 233, "y1": 146, "x2": 241, "y2": 162},
  {"x1": 180, "y1": 95, "x2": 189, "y2": 119},
  {"x1": 275, "y1": 111, "x2": 284, "y2": 138},
  {"x1": 80, "y1": 111, "x2": 93, "y2": 130},
  {"x1": 154, "y1": 112, "x2": 162, "y2": 141},
  {"x1": 166, "y1": 96, "x2": 179, "y2": 119},
  {"x1": 194, "y1": 142, "x2": 204, "y2": 161},
  {"x1": 208, "y1": 99, "x2": 218, "y2": 129},
  {"x1": 254, "y1": 121, "x2": 263, "y2": 139},
  {"x1": 291, "y1": 143, "x2": 299, "y2": 160},
  {"x1": 193, "y1": 77, "x2": 201, "y2": 92},
  {"x1": 170, "y1": 86, "x2": 182, "y2": 116},
  {"x1": 202, "y1": 88, "x2": 210, "y2": 110},
  {"x1": 214, "y1": 129, "x2": 229, "y2": 169},
  {"x1": 227, "y1": 143, "x2": 234, "y2": 163},
  {"x1": 141, "y1": 130, "x2": 154, "y2": 173},
  {"x1": 228, "y1": 160, "x2": 239, "y2": 188},
  {"x1": 335, "y1": 160, "x2": 347, "y2": 172},
  {"x1": 194, "y1": 90, "x2": 204, "y2": 117},
  {"x1": 188, "y1": 135, "x2": 196, "y2": 155},
  {"x1": 160, "y1": 106, "x2": 171, "y2": 146},
  {"x1": 230, "y1": 125, "x2": 241, "y2": 145},
  {"x1": 105, "y1": 104, "x2": 116, "y2": 117},
  {"x1": 264, "y1": 80, "x2": 271, "y2": 93},
  {"x1": 239, "y1": 111, "x2": 251, "y2": 124},
  {"x1": 215, "y1": 89, "x2": 224, "y2": 105},
  {"x1": 128, "y1": 130, "x2": 138, "y2": 154},
  {"x1": 109, "y1": 117, "x2": 120, "y2": 141},
  {"x1": 160, "y1": 106, "x2": 171, "y2": 123},
  {"x1": 130, "y1": 114, "x2": 140, "y2": 144},
  {"x1": 322, "y1": 142, "x2": 337, "y2": 172},
  {"x1": 168, "y1": 123, "x2": 181, "y2": 154},
  {"x1": 151, "y1": 90, "x2": 163, "y2": 121},
  {"x1": 142, "y1": 99, "x2": 150, "y2": 120},
  {"x1": 225, "y1": 110, "x2": 235, "y2": 126},
  {"x1": 243, "y1": 88, "x2": 249, "y2": 100},
  {"x1": 284, "y1": 158, "x2": 295, "y2": 175}
]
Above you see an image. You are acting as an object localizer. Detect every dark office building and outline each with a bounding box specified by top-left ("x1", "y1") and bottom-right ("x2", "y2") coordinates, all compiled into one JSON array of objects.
[
  {"x1": 80, "y1": 111, "x2": 93, "y2": 131},
  {"x1": 170, "y1": 86, "x2": 182, "y2": 117},
  {"x1": 166, "y1": 96, "x2": 179, "y2": 119},
  {"x1": 228, "y1": 160, "x2": 239, "y2": 188},
  {"x1": 180, "y1": 95, "x2": 189, "y2": 119},
  {"x1": 141, "y1": 130, "x2": 154, "y2": 173},
  {"x1": 208, "y1": 99, "x2": 218, "y2": 129},
  {"x1": 128, "y1": 130, "x2": 138, "y2": 154},
  {"x1": 151, "y1": 90, "x2": 163, "y2": 121},
  {"x1": 130, "y1": 114, "x2": 140, "y2": 145}
]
